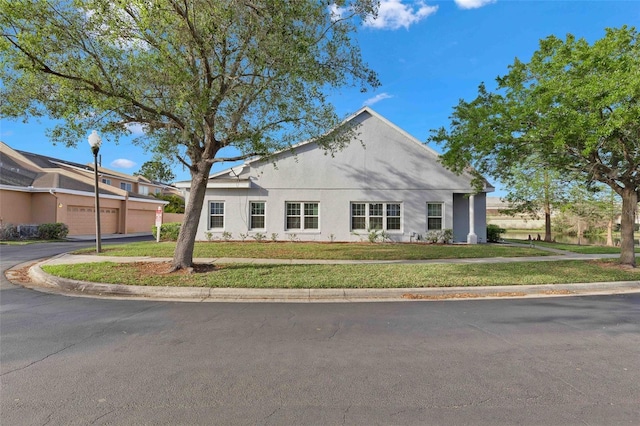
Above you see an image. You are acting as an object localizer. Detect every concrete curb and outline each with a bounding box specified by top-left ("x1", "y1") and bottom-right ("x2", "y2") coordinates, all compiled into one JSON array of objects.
[{"x1": 20, "y1": 256, "x2": 640, "y2": 303}]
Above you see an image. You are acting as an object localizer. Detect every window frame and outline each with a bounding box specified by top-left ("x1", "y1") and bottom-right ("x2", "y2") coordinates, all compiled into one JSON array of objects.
[
  {"x1": 249, "y1": 201, "x2": 266, "y2": 230},
  {"x1": 208, "y1": 201, "x2": 225, "y2": 230},
  {"x1": 120, "y1": 182, "x2": 132, "y2": 192},
  {"x1": 426, "y1": 202, "x2": 444, "y2": 231},
  {"x1": 350, "y1": 202, "x2": 402, "y2": 232},
  {"x1": 285, "y1": 202, "x2": 319, "y2": 231},
  {"x1": 101, "y1": 178, "x2": 111, "y2": 185}
]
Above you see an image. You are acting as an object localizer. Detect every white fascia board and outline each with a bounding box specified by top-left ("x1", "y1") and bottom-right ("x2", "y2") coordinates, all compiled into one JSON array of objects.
[
  {"x1": 206, "y1": 180, "x2": 251, "y2": 189},
  {"x1": 0, "y1": 185, "x2": 169, "y2": 204}
]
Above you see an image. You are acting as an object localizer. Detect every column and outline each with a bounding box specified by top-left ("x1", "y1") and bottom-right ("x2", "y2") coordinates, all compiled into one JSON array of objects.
[{"x1": 467, "y1": 194, "x2": 478, "y2": 244}]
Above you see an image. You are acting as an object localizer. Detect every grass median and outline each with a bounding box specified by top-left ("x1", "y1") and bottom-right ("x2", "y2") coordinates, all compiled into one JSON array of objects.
[
  {"x1": 75, "y1": 241, "x2": 553, "y2": 260},
  {"x1": 42, "y1": 259, "x2": 638, "y2": 289}
]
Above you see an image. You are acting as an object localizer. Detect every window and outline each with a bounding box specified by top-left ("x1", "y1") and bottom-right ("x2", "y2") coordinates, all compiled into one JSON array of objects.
[
  {"x1": 286, "y1": 202, "x2": 319, "y2": 230},
  {"x1": 427, "y1": 203, "x2": 443, "y2": 230},
  {"x1": 101, "y1": 178, "x2": 111, "y2": 185},
  {"x1": 351, "y1": 202, "x2": 402, "y2": 231},
  {"x1": 120, "y1": 182, "x2": 132, "y2": 192},
  {"x1": 209, "y1": 202, "x2": 224, "y2": 229},
  {"x1": 386, "y1": 203, "x2": 401, "y2": 230},
  {"x1": 250, "y1": 202, "x2": 265, "y2": 229},
  {"x1": 154, "y1": 188, "x2": 161, "y2": 195},
  {"x1": 139, "y1": 185, "x2": 149, "y2": 195}
]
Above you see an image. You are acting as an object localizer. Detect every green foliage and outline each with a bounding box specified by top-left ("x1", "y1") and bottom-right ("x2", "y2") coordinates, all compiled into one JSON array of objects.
[
  {"x1": 222, "y1": 231, "x2": 232, "y2": 242},
  {"x1": 486, "y1": 224, "x2": 506, "y2": 243},
  {"x1": 152, "y1": 194, "x2": 184, "y2": 213},
  {"x1": 37, "y1": 223, "x2": 69, "y2": 240},
  {"x1": 134, "y1": 160, "x2": 176, "y2": 183},
  {"x1": 0, "y1": 0, "x2": 380, "y2": 268},
  {"x1": 152, "y1": 222, "x2": 181, "y2": 241},
  {"x1": 0, "y1": 223, "x2": 19, "y2": 241},
  {"x1": 430, "y1": 26, "x2": 640, "y2": 265},
  {"x1": 252, "y1": 232, "x2": 266, "y2": 242},
  {"x1": 425, "y1": 229, "x2": 453, "y2": 244},
  {"x1": 270, "y1": 233, "x2": 278, "y2": 242}
]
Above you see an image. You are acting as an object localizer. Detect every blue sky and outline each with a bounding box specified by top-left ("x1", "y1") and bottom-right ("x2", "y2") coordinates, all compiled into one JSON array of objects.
[{"x1": 1, "y1": 0, "x2": 638, "y2": 194}]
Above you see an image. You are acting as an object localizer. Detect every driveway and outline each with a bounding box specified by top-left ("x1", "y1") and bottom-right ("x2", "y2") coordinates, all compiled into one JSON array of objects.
[{"x1": 1, "y1": 242, "x2": 639, "y2": 424}]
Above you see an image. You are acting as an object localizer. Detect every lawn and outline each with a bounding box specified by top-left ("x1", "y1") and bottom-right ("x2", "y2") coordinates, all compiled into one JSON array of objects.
[
  {"x1": 504, "y1": 239, "x2": 624, "y2": 254},
  {"x1": 42, "y1": 259, "x2": 639, "y2": 288},
  {"x1": 76, "y1": 241, "x2": 552, "y2": 260}
]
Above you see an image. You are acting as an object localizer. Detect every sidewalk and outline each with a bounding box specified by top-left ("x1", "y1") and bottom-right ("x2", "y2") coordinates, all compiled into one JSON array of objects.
[{"x1": 16, "y1": 249, "x2": 640, "y2": 303}]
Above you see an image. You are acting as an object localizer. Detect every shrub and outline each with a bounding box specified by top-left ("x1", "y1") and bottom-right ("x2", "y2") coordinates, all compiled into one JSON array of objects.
[
  {"x1": 270, "y1": 233, "x2": 278, "y2": 242},
  {"x1": 0, "y1": 223, "x2": 19, "y2": 241},
  {"x1": 487, "y1": 224, "x2": 506, "y2": 243},
  {"x1": 222, "y1": 231, "x2": 232, "y2": 241},
  {"x1": 37, "y1": 223, "x2": 69, "y2": 240},
  {"x1": 424, "y1": 229, "x2": 452, "y2": 244},
  {"x1": 252, "y1": 232, "x2": 266, "y2": 242},
  {"x1": 152, "y1": 222, "x2": 181, "y2": 241},
  {"x1": 204, "y1": 231, "x2": 214, "y2": 242}
]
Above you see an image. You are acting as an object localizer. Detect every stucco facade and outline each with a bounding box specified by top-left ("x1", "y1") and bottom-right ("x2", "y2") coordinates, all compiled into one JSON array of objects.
[{"x1": 179, "y1": 108, "x2": 493, "y2": 243}]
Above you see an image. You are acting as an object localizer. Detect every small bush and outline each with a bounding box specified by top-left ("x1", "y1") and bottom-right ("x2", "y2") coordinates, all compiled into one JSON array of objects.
[
  {"x1": 152, "y1": 222, "x2": 181, "y2": 241},
  {"x1": 37, "y1": 223, "x2": 69, "y2": 240},
  {"x1": 424, "y1": 229, "x2": 453, "y2": 244},
  {"x1": 0, "y1": 223, "x2": 19, "y2": 241},
  {"x1": 204, "y1": 231, "x2": 214, "y2": 242},
  {"x1": 222, "y1": 231, "x2": 232, "y2": 241},
  {"x1": 271, "y1": 233, "x2": 278, "y2": 242},
  {"x1": 487, "y1": 224, "x2": 506, "y2": 243},
  {"x1": 252, "y1": 232, "x2": 266, "y2": 242}
]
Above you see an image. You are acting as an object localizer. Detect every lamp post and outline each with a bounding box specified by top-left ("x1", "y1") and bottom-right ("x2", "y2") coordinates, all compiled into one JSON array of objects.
[{"x1": 88, "y1": 130, "x2": 102, "y2": 253}]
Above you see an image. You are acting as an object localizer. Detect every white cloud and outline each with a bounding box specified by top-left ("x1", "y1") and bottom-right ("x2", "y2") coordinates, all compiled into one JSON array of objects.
[
  {"x1": 111, "y1": 158, "x2": 136, "y2": 169},
  {"x1": 454, "y1": 0, "x2": 496, "y2": 10},
  {"x1": 363, "y1": 93, "x2": 394, "y2": 106},
  {"x1": 364, "y1": 0, "x2": 438, "y2": 30},
  {"x1": 125, "y1": 122, "x2": 146, "y2": 136}
]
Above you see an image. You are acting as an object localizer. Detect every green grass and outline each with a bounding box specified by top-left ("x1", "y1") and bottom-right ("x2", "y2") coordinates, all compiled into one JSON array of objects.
[
  {"x1": 74, "y1": 241, "x2": 552, "y2": 260},
  {"x1": 0, "y1": 239, "x2": 64, "y2": 245},
  {"x1": 504, "y1": 239, "x2": 624, "y2": 254},
  {"x1": 42, "y1": 259, "x2": 638, "y2": 288}
]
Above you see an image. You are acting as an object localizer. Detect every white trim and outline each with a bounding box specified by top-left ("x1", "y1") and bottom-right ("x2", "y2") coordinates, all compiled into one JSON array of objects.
[
  {"x1": 208, "y1": 201, "x2": 225, "y2": 230},
  {"x1": 0, "y1": 185, "x2": 169, "y2": 204},
  {"x1": 426, "y1": 202, "x2": 445, "y2": 231}
]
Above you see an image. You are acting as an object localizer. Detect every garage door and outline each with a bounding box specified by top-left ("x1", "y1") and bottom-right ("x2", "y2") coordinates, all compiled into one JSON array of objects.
[{"x1": 66, "y1": 206, "x2": 119, "y2": 235}]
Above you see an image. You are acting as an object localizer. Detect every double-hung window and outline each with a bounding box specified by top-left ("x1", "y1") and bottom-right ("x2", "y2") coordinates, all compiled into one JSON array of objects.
[
  {"x1": 351, "y1": 202, "x2": 402, "y2": 231},
  {"x1": 250, "y1": 201, "x2": 265, "y2": 229},
  {"x1": 427, "y1": 202, "x2": 443, "y2": 230},
  {"x1": 209, "y1": 201, "x2": 224, "y2": 229},
  {"x1": 286, "y1": 202, "x2": 319, "y2": 230}
]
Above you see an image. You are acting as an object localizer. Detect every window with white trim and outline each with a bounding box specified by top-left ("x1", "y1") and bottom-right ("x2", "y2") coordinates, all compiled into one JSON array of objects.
[
  {"x1": 101, "y1": 178, "x2": 111, "y2": 185},
  {"x1": 286, "y1": 202, "x2": 319, "y2": 230},
  {"x1": 250, "y1": 201, "x2": 265, "y2": 229},
  {"x1": 427, "y1": 202, "x2": 443, "y2": 230},
  {"x1": 120, "y1": 182, "x2": 132, "y2": 192},
  {"x1": 209, "y1": 201, "x2": 224, "y2": 229},
  {"x1": 351, "y1": 202, "x2": 402, "y2": 231}
]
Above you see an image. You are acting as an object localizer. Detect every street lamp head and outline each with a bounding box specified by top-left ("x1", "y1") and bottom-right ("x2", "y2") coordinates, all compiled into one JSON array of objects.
[{"x1": 88, "y1": 130, "x2": 102, "y2": 156}]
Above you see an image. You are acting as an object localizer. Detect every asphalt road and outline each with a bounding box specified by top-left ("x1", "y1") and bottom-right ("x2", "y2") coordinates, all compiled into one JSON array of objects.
[{"x1": 1, "y1": 242, "x2": 639, "y2": 425}]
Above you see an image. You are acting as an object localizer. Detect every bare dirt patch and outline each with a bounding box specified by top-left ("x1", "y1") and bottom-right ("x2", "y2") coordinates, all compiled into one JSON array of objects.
[
  {"x1": 126, "y1": 261, "x2": 218, "y2": 276},
  {"x1": 588, "y1": 259, "x2": 640, "y2": 272},
  {"x1": 5, "y1": 262, "x2": 36, "y2": 284}
]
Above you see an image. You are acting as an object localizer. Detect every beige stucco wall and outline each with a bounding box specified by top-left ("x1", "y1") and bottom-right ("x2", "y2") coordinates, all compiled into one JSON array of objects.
[
  {"x1": 31, "y1": 193, "x2": 57, "y2": 224},
  {"x1": 125, "y1": 200, "x2": 165, "y2": 233},
  {"x1": 0, "y1": 190, "x2": 34, "y2": 224}
]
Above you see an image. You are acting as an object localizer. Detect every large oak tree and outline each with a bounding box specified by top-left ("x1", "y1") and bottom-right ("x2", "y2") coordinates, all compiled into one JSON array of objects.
[
  {"x1": 431, "y1": 26, "x2": 640, "y2": 267},
  {"x1": 1, "y1": 0, "x2": 380, "y2": 269}
]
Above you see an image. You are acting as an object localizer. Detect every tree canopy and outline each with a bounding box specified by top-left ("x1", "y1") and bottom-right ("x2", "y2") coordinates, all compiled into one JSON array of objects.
[
  {"x1": 430, "y1": 26, "x2": 640, "y2": 266},
  {"x1": 134, "y1": 160, "x2": 176, "y2": 183},
  {"x1": 1, "y1": 0, "x2": 380, "y2": 269}
]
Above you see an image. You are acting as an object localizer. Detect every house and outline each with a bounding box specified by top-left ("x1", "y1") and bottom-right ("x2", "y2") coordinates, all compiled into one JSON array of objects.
[
  {"x1": 0, "y1": 142, "x2": 169, "y2": 236},
  {"x1": 176, "y1": 107, "x2": 494, "y2": 243}
]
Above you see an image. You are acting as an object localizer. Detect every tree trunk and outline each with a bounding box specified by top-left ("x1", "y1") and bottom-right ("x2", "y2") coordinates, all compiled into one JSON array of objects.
[
  {"x1": 544, "y1": 210, "x2": 552, "y2": 242},
  {"x1": 619, "y1": 188, "x2": 637, "y2": 267},
  {"x1": 172, "y1": 165, "x2": 212, "y2": 270},
  {"x1": 606, "y1": 218, "x2": 614, "y2": 247}
]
